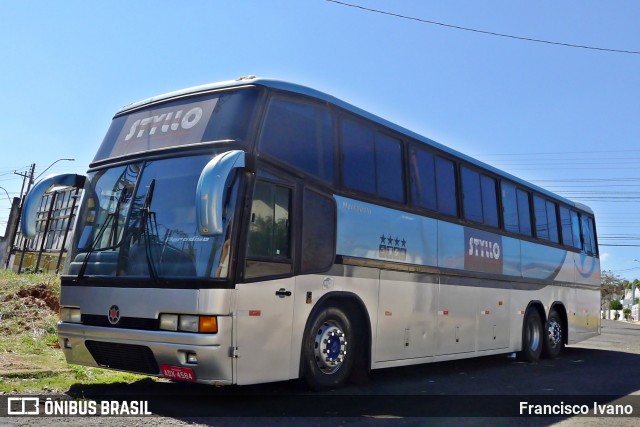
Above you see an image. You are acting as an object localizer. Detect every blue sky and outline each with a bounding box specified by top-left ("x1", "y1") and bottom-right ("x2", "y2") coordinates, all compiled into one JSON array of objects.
[{"x1": 1, "y1": 0, "x2": 639, "y2": 277}]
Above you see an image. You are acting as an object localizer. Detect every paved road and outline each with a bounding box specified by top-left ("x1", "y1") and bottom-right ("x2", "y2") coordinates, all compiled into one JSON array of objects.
[{"x1": 4, "y1": 320, "x2": 640, "y2": 426}]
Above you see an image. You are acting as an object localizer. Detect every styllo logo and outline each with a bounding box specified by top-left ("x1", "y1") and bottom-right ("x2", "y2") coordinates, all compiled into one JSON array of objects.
[{"x1": 124, "y1": 107, "x2": 204, "y2": 141}]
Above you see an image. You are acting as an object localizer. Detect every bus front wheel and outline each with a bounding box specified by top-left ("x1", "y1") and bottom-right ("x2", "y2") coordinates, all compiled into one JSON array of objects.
[
  {"x1": 302, "y1": 304, "x2": 357, "y2": 391},
  {"x1": 519, "y1": 308, "x2": 543, "y2": 362}
]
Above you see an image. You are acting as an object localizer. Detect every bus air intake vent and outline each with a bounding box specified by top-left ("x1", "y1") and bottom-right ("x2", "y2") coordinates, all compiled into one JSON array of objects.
[{"x1": 85, "y1": 340, "x2": 159, "y2": 375}]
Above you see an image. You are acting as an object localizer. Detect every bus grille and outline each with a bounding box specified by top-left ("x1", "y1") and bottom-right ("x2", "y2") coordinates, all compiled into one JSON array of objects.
[
  {"x1": 82, "y1": 314, "x2": 159, "y2": 330},
  {"x1": 85, "y1": 340, "x2": 159, "y2": 375}
]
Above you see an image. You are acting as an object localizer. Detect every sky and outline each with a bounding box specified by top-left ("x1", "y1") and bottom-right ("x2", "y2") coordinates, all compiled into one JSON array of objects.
[{"x1": 1, "y1": 0, "x2": 639, "y2": 278}]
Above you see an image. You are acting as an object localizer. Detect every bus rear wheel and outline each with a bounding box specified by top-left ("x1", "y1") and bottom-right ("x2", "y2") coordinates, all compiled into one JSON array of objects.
[
  {"x1": 519, "y1": 308, "x2": 543, "y2": 362},
  {"x1": 302, "y1": 304, "x2": 356, "y2": 391},
  {"x1": 542, "y1": 309, "x2": 564, "y2": 359}
]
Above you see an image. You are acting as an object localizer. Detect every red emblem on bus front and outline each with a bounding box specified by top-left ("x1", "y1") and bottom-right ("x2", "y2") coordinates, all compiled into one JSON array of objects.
[{"x1": 108, "y1": 305, "x2": 120, "y2": 325}]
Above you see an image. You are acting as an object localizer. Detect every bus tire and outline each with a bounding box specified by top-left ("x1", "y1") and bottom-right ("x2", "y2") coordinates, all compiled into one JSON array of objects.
[
  {"x1": 542, "y1": 309, "x2": 564, "y2": 359},
  {"x1": 302, "y1": 304, "x2": 356, "y2": 391},
  {"x1": 519, "y1": 308, "x2": 543, "y2": 362}
]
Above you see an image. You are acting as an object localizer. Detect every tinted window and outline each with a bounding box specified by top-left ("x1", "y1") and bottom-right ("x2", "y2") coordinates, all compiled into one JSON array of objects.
[
  {"x1": 409, "y1": 147, "x2": 437, "y2": 211},
  {"x1": 546, "y1": 201, "x2": 559, "y2": 243},
  {"x1": 375, "y1": 133, "x2": 404, "y2": 202},
  {"x1": 435, "y1": 157, "x2": 457, "y2": 216},
  {"x1": 581, "y1": 215, "x2": 596, "y2": 255},
  {"x1": 260, "y1": 97, "x2": 334, "y2": 182},
  {"x1": 341, "y1": 119, "x2": 375, "y2": 194},
  {"x1": 481, "y1": 175, "x2": 499, "y2": 227},
  {"x1": 560, "y1": 207, "x2": 574, "y2": 247},
  {"x1": 502, "y1": 182, "x2": 531, "y2": 236},
  {"x1": 502, "y1": 182, "x2": 519, "y2": 233},
  {"x1": 516, "y1": 189, "x2": 532, "y2": 236},
  {"x1": 341, "y1": 119, "x2": 404, "y2": 202},
  {"x1": 534, "y1": 196, "x2": 549, "y2": 240},
  {"x1": 462, "y1": 168, "x2": 498, "y2": 227},
  {"x1": 570, "y1": 210, "x2": 581, "y2": 249},
  {"x1": 462, "y1": 167, "x2": 482, "y2": 223},
  {"x1": 95, "y1": 89, "x2": 259, "y2": 162},
  {"x1": 302, "y1": 189, "x2": 336, "y2": 272}
]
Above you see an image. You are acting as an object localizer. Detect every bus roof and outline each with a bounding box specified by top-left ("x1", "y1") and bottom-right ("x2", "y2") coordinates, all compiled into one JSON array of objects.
[{"x1": 118, "y1": 76, "x2": 591, "y2": 214}]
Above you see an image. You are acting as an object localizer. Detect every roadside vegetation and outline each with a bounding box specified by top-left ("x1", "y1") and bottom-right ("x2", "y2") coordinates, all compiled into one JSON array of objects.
[{"x1": 0, "y1": 270, "x2": 150, "y2": 394}]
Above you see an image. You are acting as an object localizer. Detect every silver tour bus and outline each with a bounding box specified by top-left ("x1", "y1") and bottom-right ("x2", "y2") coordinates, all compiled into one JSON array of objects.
[{"x1": 21, "y1": 77, "x2": 600, "y2": 390}]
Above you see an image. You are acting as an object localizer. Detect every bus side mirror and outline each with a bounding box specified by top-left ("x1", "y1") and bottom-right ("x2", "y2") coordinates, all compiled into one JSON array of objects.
[
  {"x1": 196, "y1": 150, "x2": 245, "y2": 236},
  {"x1": 20, "y1": 173, "x2": 86, "y2": 239}
]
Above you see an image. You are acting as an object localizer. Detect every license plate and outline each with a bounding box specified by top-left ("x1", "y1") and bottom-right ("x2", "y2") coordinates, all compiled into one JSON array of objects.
[{"x1": 160, "y1": 365, "x2": 196, "y2": 382}]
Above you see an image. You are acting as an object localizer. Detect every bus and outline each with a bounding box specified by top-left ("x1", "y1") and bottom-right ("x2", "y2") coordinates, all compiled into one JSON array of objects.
[{"x1": 21, "y1": 76, "x2": 600, "y2": 390}]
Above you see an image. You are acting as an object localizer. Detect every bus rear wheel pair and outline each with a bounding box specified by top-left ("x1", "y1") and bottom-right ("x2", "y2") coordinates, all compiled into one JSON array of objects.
[{"x1": 520, "y1": 306, "x2": 565, "y2": 362}]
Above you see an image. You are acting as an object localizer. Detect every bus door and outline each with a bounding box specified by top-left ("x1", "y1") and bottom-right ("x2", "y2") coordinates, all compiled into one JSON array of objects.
[{"x1": 235, "y1": 179, "x2": 296, "y2": 385}]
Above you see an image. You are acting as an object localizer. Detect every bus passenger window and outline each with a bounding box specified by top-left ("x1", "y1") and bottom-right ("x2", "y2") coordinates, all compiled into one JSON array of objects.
[
  {"x1": 534, "y1": 196, "x2": 549, "y2": 240},
  {"x1": 375, "y1": 133, "x2": 404, "y2": 202},
  {"x1": 409, "y1": 147, "x2": 437, "y2": 211},
  {"x1": 461, "y1": 167, "x2": 498, "y2": 227},
  {"x1": 435, "y1": 157, "x2": 457, "y2": 216},
  {"x1": 260, "y1": 97, "x2": 334, "y2": 183},
  {"x1": 501, "y1": 182, "x2": 531, "y2": 236},
  {"x1": 341, "y1": 119, "x2": 376, "y2": 195},
  {"x1": 546, "y1": 201, "x2": 559, "y2": 243},
  {"x1": 559, "y1": 207, "x2": 574, "y2": 247},
  {"x1": 581, "y1": 215, "x2": 596, "y2": 256},
  {"x1": 570, "y1": 210, "x2": 581, "y2": 250}
]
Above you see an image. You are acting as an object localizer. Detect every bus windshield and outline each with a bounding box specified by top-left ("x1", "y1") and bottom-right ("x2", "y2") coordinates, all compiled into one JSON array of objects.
[{"x1": 67, "y1": 154, "x2": 239, "y2": 280}]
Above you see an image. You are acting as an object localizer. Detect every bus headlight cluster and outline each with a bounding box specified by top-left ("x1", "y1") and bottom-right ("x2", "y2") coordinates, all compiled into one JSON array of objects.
[
  {"x1": 159, "y1": 314, "x2": 218, "y2": 333},
  {"x1": 60, "y1": 307, "x2": 82, "y2": 323}
]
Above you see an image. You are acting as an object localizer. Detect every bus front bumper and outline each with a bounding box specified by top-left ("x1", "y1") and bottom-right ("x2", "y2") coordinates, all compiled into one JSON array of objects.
[{"x1": 57, "y1": 319, "x2": 234, "y2": 385}]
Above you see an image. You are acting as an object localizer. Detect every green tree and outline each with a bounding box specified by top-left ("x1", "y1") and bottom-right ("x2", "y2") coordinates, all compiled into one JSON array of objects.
[
  {"x1": 609, "y1": 300, "x2": 623, "y2": 310},
  {"x1": 601, "y1": 270, "x2": 623, "y2": 311}
]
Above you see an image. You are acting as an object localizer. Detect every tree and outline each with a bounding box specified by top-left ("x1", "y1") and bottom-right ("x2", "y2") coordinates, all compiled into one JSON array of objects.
[
  {"x1": 609, "y1": 300, "x2": 623, "y2": 310},
  {"x1": 601, "y1": 270, "x2": 623, "y2": 312}
]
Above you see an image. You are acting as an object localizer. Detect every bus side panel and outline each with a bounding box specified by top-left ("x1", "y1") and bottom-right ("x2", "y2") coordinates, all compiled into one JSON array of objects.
[{"x1": 375, "y1": 271, "x2": 438, "y2": 362}]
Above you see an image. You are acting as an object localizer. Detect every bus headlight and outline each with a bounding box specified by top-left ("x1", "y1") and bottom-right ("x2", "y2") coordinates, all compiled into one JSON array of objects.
[
  {"x1": 159, "y1": 314, "x2": 179, "y2": 331},
  {"x1": 60, "y1": 307, "x2": 82, "y2": 323},
  {"x1": 159, "y1": 314, "x2": 218, "y2": 333},
  {"x1": 178, "y1": 315, "x2": 199, "y2": 332}
]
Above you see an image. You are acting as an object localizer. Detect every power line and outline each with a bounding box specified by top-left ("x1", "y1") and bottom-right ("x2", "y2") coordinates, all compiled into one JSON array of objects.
[{"x1": 325, "y1": 0, "x2": 640, "y2": 55}]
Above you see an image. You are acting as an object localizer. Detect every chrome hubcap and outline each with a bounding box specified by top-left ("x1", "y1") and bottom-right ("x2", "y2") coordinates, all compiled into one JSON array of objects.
[
  {"x1": 314, "y1": 321, "x2": 347, "y2": 374},
  {"x1": 547, "y1": 319, "x2": 562, "y2": 347}
]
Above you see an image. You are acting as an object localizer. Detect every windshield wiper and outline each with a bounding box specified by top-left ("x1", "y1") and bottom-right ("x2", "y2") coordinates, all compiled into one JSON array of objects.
[
  {"x1": 78, "y1": 187, "x2": 130, "y2": 278},
  {"x1": 140, "y1": 179, "x2": 159, "y2": 281}
]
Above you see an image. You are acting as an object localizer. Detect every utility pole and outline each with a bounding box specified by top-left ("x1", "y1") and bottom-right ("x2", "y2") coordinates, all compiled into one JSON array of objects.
[{"x1": 7, "y1": 164, "x2": 35, "y2": 270}]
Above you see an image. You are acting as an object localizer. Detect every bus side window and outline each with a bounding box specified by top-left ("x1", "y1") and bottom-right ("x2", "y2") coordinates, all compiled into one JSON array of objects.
[
  {"x1": 570, "y1": 210, "x2": 581, "y2": 250},
  {"x1": 244, "y1": 180, "x2": 293, "y2": 280},
  {"x1": 502, "y1": 182, "x2": 531, "y2": 236},
  {"x1": 259, "y1": 97, "x2": 334, "y2": 183},
  {"x1": 581, "y1": 215, "x2": 596, "y2": 256},
  {"x1": 461, "y1": 167, "x2": 498, "y2": 227}
]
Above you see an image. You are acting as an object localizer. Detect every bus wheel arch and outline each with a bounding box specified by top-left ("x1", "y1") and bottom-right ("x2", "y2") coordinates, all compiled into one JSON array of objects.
[
  {"x1": 300, "y1": 292, "x2": 371, "y2": 390},
  {"x1": 519, "y1": 301, "x2": 545, "y2": 362},
  {"x1": 543, "y1": 303, "x2": 567, "y2": 358}
]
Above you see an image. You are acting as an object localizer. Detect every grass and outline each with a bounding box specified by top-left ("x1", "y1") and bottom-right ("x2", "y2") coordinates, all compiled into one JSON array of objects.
[{"x1": 0, "y1": 270, "x2": 151, "y2": 394}]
